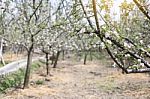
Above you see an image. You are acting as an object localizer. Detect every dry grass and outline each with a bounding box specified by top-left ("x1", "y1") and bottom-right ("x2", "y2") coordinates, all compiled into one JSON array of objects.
[
  {"x1": 3, "y1": 86, "x2": 61, "y2": 99},
  {"x1": 3, "y1": 53, "x2": 26, "y2": 62},
  {"x1": 1, "y1": 60, "x2": 150, "y2": 99}
]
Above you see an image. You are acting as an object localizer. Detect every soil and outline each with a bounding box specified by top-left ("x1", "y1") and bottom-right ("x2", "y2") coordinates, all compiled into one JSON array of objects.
[
  {"x1": 3, "y1": 53, "x2": 26, "y2": 62},
  {"x1": 1, "y1": 58, "x2": 150, "y2": 99}
]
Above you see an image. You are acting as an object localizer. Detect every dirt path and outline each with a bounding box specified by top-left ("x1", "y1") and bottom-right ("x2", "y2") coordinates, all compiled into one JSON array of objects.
[{"x1": 1, "y1": 59, "x2": 150, "y2": 99}]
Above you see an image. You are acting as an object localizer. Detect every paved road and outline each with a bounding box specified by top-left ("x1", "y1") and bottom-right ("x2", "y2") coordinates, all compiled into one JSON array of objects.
[{"x1": 0, "y1": 57, "x2": 44, "y2": 76}]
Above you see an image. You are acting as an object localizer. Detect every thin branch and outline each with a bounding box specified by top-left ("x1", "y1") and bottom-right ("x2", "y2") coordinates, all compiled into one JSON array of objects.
[
  {"x1": 28, "y1": 0, "x2": 43, "y2": 23},
  {"x1": 79, "y1": 0, "x2": 94, "y2": 30},
  {"x1": 133, "y1": 0, "x2": 150, "y2": 21},
  {"x1": 92, "y1": 0, "x2": 128, "y2": 73},
  {"x1": 106, "y1": 36, "x2": 150, "y2": 68}
]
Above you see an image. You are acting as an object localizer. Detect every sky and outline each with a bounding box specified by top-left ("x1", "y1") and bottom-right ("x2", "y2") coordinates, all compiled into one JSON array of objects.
[
  {"x1": 0, "y1": 0, "x2": 134, "y2": 21},
  {"x1": 111, "y1": 0, "x2": 133, "y2": 21}
]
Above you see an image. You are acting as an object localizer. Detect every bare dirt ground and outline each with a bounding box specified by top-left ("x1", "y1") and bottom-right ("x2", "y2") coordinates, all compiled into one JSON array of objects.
[
  {"x1": 3, "y1": 53, "x2": 26, "y2": 62},
  {"x1": 1, "y1": 59, "x2": 150, "y2": 99}
]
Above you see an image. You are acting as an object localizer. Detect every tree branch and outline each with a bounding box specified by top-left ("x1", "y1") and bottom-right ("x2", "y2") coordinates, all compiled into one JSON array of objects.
[
  {"x1": 28, "y1": 0, "x2": 43, "y2": 23},
  {"x1": 133, "y1": 0, "x2": 150, "y2": 21},
  {"x1": 79, "y1": 0, "x2": 94, "y2": 30},
  {"x1": 127, "y1": 68, "x2": 150, "y2": 73},
  {"x1": 92, "y1": 0, "x2": 128, "y2": 73}
]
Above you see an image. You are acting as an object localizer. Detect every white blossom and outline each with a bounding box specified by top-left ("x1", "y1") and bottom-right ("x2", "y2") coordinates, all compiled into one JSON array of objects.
[
  {"x1": 100, "y1": 42, "x2": 105, "y2": 49},
  {"x1": 93, "y1": 44, "x2": 96, "y2": 48},
  {"x1": 135, "y1": 36, "x2": 138, "y2": 39},
  {"x1": 140, "y1": 48, "x2": 145, "y2": 51},
  {"x1": 137, "y1": 59, "x2": 141, "y2": 62},
  {"x1": 140, "y1": 63, "x2": 144, "y2": 67},
  {"x1": 105, "y1": 32, "x2": 110, "y2": 38},
  {"x1": 106, "y1": 40, "x2": 112, "y2": 45},
  {"x1": 112, "y1": 62, "x2": 116, "y2": 68},
  {"x1": 113, "y1": 31, "x2": 119, "y2": 38},
  {"x1": 138, "y1": 32, "x2": 142, "y2": 36},
  {"x1": 140, "y1": 40, "x2": 143, "y2": 44},
  {"x1": 126, "y1": 28, "x2": 131, "y2": 31},
  {"x1": 124, "y1": 42, "x2": 132, "y2": 48},
  {"x1": 89, "y1": 33, "x2": 94, "y2": 37},
  {"x1": 114, "y1": 51, "x2": 117, "y2": 54},
  {"x1": 85, "y1": 46, "x2": 89, "y2": 50},
  {"x1": 145, "y1": 25, "x2": 148, "y2": 28},
  {"x1": 125, "y1": 54, "x2": 130, "y2": 57}
]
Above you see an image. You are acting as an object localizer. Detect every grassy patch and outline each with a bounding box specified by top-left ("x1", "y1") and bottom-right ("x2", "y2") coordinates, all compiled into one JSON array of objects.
[
  {"x1": 97, "y1": 77, "x2": 118, "y2": 92},
  {"x1": 31, "y1": 61, "x2": 42, "y2": 71},
  {"x1": 0, "y1": 60, "x2": 43, "y2": 94},
  {"x1": 0, "y1": 61, "x2": 11, "y2": 68},
  {"x1": 0, "y1": 64, "x2": 3, "y2": 68},
  {"x1": 35, "y1": 80, "x2": 44, "y2": 85},
  {"x1": 0, "y1": 69, "x2": 25, "y2": 93}
]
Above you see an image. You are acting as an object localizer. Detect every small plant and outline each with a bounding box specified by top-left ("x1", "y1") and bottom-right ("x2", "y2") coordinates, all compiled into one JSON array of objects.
[
  {"x1": 35, "y1": 80, "x2": 44, "y2": 85},
  {"x1": 0, "y1": 69, "x2": 25, "y2": 93},
  {"x1": 0, "y1": 61, "x2": 42, "y2": 94},
  {"x1": 31, "y1": 61, "x2": 41, "y2": 71}
]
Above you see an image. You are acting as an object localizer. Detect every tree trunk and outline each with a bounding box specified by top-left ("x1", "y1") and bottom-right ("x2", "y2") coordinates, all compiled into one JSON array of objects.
[
  {"x1": 77, "y1": 51, "x2": 81, "y2": 61},
  {"x1": 89, "y1": 50, "x2": 93, "y2": 61},
  {"x1": 23, "y1": 48, "x2": 33, "y2": 89},
  {"x1": 84, "y1": 52, "x2": 87, "y2": 65},
  {"x1": 62, "y1": 50, "x2": 65, "y2": 60},
  {"x1": 51, "y1": 52, "x2": 54, "y2": 65},
  {"x1": 53, "y1": 51, "x2": 60, "y2": 68},
  {"x1": 0, "y1": 38, "x2": 5, "y2": 66},
  {"x1": 46, "y1": 52, "x2": 49, "y2": 75}
]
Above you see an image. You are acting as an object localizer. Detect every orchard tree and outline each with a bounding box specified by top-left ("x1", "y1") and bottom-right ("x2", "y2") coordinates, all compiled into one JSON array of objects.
[
  {"x1": 0, "y1": 0, "x2": 11, "y2": 65},
  {"x1": 37, "y1": 0, "x2": 76, "y2": 74},
  {"x1": 7, "y1": 0, "x2": 50, "y2": 88},
  {"x1": 77, "y1": 0, "x2": 150, "y2": 73}
]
